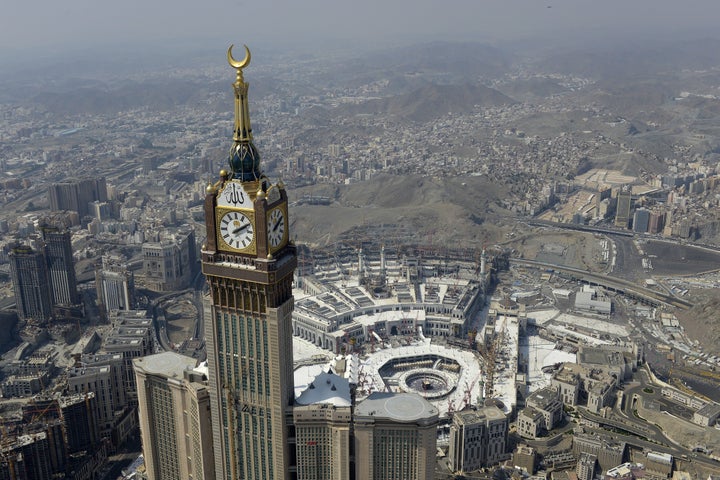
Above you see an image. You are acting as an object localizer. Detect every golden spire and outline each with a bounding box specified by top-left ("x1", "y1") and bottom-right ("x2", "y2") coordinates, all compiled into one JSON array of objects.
[
  {"x1": 226, "y1": 44, "x2": 261, "y2": 182},
  {"x1": 228, "y1": 44, "x2": 253, "y2": 142}
]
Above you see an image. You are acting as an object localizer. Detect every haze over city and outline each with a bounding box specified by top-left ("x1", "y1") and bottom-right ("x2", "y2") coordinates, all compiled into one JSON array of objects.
[
  {"x1": 3, "y1": 1, "x2": 720, "y2": 480},
  {"x1": 3, "y1": 0, "x2": 720, "y2": 59}
]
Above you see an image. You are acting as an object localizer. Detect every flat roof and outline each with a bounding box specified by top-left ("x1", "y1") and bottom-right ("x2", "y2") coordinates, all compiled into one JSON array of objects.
[
  {"x1": 133, "y1": 351, "x2": 196, "y2": 378},
  {"x1": 528, "y1": 387, "x2": 560, "y2": 409},
  {"x1": 696, "y1": 402, "x2": 720, "y2": 417},
  {"x1": 355, "y1": 392, "x2": 438, "y2": 423},
  {"x1": 454, "y1": 405, "x2": 506, "y2": 424}
]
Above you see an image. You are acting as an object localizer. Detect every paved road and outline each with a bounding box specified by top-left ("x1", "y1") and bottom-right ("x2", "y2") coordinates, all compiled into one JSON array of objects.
[
  {"x1": 612, "y1": 236, "x2": 645, "y2": 280},
  {"x1": 510, "y1": 258, "x2": 692, "y2": 308}
]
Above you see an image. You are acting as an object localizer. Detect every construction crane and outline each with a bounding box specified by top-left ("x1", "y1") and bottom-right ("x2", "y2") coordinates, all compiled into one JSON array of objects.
[
  {"x1": 462, "y1": 382, "x2": 472, "y2": 410},
  {"x1": 468, "y1": 329, "x2": 477, "y2": 350},
  {"x1": 477, "y1": 321, "x2": 505, "y2": 400}
]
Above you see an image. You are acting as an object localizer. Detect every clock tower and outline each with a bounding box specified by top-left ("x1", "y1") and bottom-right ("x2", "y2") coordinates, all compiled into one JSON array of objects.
[{"x1": 203, "y1": 45, "x2": 296, "y2": 480}]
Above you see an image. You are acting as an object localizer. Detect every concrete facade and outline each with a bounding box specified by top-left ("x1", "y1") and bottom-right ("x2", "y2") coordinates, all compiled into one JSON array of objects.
[
  {"x1": 449, "y1": 406, "x2": 508, "y2": 473},
  {"x1": 133, "y1": 352, "x2": 215, "y2": 480},
  {"x1": 354, "y1": 392, "x2": 438, "y2": 480}
]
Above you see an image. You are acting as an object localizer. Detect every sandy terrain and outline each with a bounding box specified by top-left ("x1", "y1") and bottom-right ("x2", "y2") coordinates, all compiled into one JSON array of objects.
[
  {"x1": 636, "y1": 394, "x2": 720, "y2": 453},
  {"x1": 506, "y1": 230, "x2": 609, "y2": 273},
  {"x1": 163, "y1": 297, "x2": 198, "y2": 344}
]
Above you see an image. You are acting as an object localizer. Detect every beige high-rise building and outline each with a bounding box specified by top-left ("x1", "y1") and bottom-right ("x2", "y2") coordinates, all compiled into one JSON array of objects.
[
  {"x1": 449, "y1": 406, "x2": 508, "y2": 473},
  {"x1": 293, "y1": 371, "x2": 353, "y2": 480},
  {"x1": 202, "y1": 45, "x2": 296, "y2": 480},
  {"x1": 133, "y1": 352, "x2": 215, "y2": 480},
  {"x1": 142, "y1": 226, "x2": 195, "y2": 292},
  {"x1": 354, "y1": 392, "x2": 439, "y2": 480},
  {"x1": 576, "y1": 452, "x2": 597, "y2": 480},
  {"x1": 614, "y1": 191, "x2": 632, "y2": 228}
]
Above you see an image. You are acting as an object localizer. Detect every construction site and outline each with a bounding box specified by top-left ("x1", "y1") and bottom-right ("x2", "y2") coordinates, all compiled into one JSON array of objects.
[{"x1": 290, "y1": 237, "x2": 720, "y2": 458}]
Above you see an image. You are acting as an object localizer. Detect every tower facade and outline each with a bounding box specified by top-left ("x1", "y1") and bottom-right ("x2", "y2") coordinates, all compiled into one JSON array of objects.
[
  {"x1": 203, "y1": 45, "x2": 296, "y2": 480},
  {"x1": 353, "y1": 392, "x2": 439, "y2": 480},
  {"x1": 449, "y1": 406, "x2": 508, "y2": 473},
  {"x1": 96, "y1": 254, "x2": 135, "y2": 313},
  {"x1": 48, "y1": 177, "x2": 107, "y2": 218},
  {"x1": 9, "y1": 244, "x2": 53, "y2": 323},
  {"x1": 133, "y1": 352, "x2": 215, "y2": 480},
  {"x1": 41, "y1": 225, "x2": 79, "y2": 306},
  {"x1": 142, "y1": 227, "x2": 196, "y2": 292}
]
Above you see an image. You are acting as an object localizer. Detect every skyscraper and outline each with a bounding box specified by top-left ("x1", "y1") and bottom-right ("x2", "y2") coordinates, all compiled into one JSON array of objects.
[
  {"x1": 9, "y1": 244, "x2": 53, "y2": 323},
  {"x1": 48, "y1": 177, "x2": 108, "y2": 218},
  {"x1": 95, "y1": 254, "x2": 135, "y2": 313},
  {"x1": 142, "y1": 226, "x2": 196, "y2": 292},
  {"x1": 449, "y1": 406, "x2": 508, "y2": 473},
  {"x1": 59, "y1": 393, "x2": 100, "y2": 455},
  {"x1": 353, "y1": 392, "x2": 439, "y2": 480},
  {"x1": 0, "y1": 431, "x2": 54, "y2": 480},
  {"x1": 293, "y1": 372, "x2": 352, "y2": 480},
  {"x1": 133, "y1": 352, "x2": 215, "y2": 480},
  {"x1": 632, "y1": 207, "x2": 650, "y2": 233},
  {"x1": 202, "y1": 45, "x2": 296, "y2": 480},
  {"x1": 614, "y1": 191, "x2": 632, "y2": 229},
  {"x1": 41, "y1": 225, "x2": 79, "y2": 306}
]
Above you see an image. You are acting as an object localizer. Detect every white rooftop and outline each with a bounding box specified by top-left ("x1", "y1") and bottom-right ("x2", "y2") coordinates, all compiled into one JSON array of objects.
[
  {"x1": 522, "y1": 334, "x2": 576, "y2": 393},
  {"x1": 132, "y1": 351, "x2": 196, "y2": 378},
  {"x1": 355, "y1": 392, "x2": 438, "y2": 422},
  {"x1": 359, "y1": 341, "x2": 484, "y2": 418},
  {"x1": 492, "y1": 315, "x2": 519, "y2": 414},
  {"x1": 295, "y1": 371, "x2": 351, "y2": 407}
]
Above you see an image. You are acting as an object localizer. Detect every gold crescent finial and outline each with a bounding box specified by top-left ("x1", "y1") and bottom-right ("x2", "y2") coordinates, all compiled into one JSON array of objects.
[{"x1": 227, "y1": 44, "x2": 251, "y2": 70}]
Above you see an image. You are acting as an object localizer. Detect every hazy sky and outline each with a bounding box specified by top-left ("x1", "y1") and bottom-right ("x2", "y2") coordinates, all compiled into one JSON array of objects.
[{"x1": 2, "y1": 0, "x2": 720, "y2": 55}]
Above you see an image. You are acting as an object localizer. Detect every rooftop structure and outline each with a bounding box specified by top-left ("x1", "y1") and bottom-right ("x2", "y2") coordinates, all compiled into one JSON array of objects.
[
  {"x1": 354, "y1": 391, "x2": 439, "y2": 424},
  {"x1": 142, "y1": 226, "x2": 195, "y2": 292},
  {"x1": 133, "y1": 351, "x2": 214, "y2": 480},
  {"x1": 293, "y1": 247, "x2": 487, "y2": 353},
  {"x1": 295, "y1": 371, "x2": 351, "y2": 407},
  {"x1": 449, "y1": 406, "x2": 508, "y2": 473},
  {"x1": 354, "y1": 392, "x2": 438, "y2": 480}
]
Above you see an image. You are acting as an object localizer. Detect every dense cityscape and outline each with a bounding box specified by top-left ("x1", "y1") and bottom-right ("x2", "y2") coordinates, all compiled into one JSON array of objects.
[{"x1": 1, "y1": 31, "x2": 720, "y2": 480}]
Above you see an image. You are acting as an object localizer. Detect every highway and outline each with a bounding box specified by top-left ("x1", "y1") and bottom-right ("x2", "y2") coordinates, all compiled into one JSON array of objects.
[
  {"x1": 149, "y1": 270, "x2": 207, "y2": 353},
  {"x1": 509, "y1": 258, "x2": 693, "y2": 309},
  {"x1": 579, "y1": 423, "x2": 720, "y2": 473},
  {"x1": 577, "y1": 367, "x2": 720, "y2": 473}
]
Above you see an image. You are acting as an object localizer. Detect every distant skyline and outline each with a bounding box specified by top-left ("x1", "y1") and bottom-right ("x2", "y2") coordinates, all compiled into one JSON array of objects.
[{"x1": 3, "y1": 0, "x2": 720, "y2": 59}]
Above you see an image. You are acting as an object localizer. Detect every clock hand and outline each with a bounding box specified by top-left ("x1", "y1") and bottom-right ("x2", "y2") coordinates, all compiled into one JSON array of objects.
[
  {"x1": 272, "y1": 219, "x2": 282, "y2": 232},
  {"x1": 232, "y1": 223, "x2": 250, "y2": 235}
]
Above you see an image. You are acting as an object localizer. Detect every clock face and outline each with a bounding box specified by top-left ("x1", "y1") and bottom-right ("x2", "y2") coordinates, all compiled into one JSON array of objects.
[
  {"x1": 267, "y1": 208, "x2": 287, "y2": 249},
  {"x1": 219, "y1": 210, "x2": 254, "y2": 251}
]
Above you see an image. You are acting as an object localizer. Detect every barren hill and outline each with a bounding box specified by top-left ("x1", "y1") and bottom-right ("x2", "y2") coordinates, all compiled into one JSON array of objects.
[
  {"x1": 341, "y1": 83, "x2": 516, "y2": 122},
  {"x1": 536, "y1": 38, "x2": 720, "y2": 79},
  {"x1": 289, "y1": 173, "x2": 510, "y2": 247}
]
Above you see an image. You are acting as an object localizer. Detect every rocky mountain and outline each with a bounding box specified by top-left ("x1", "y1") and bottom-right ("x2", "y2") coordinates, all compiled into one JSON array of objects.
[
  {"x1": 289, "y1": 173, "x2": 511, "y2": 248},
  {"x1": 339, "y1": 83, "x2": 516, "y2": 123}
]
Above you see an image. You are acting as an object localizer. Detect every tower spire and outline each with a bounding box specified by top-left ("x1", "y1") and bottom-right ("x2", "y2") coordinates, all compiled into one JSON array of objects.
[{"x1": 227, "y1": 44, "x2": 261, "y2": 182}]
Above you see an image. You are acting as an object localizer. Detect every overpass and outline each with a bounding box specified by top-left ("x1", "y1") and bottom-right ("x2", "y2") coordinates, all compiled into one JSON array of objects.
[
  {"x1": 578, "y1": 408, "x2": 656, "y2": 440},
  {"x1": 510, "y1": 258, "x2": 693, "y2": 309},
  {"x1": 527, "y1": 219, "x2": 634, "y2": 238}
]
